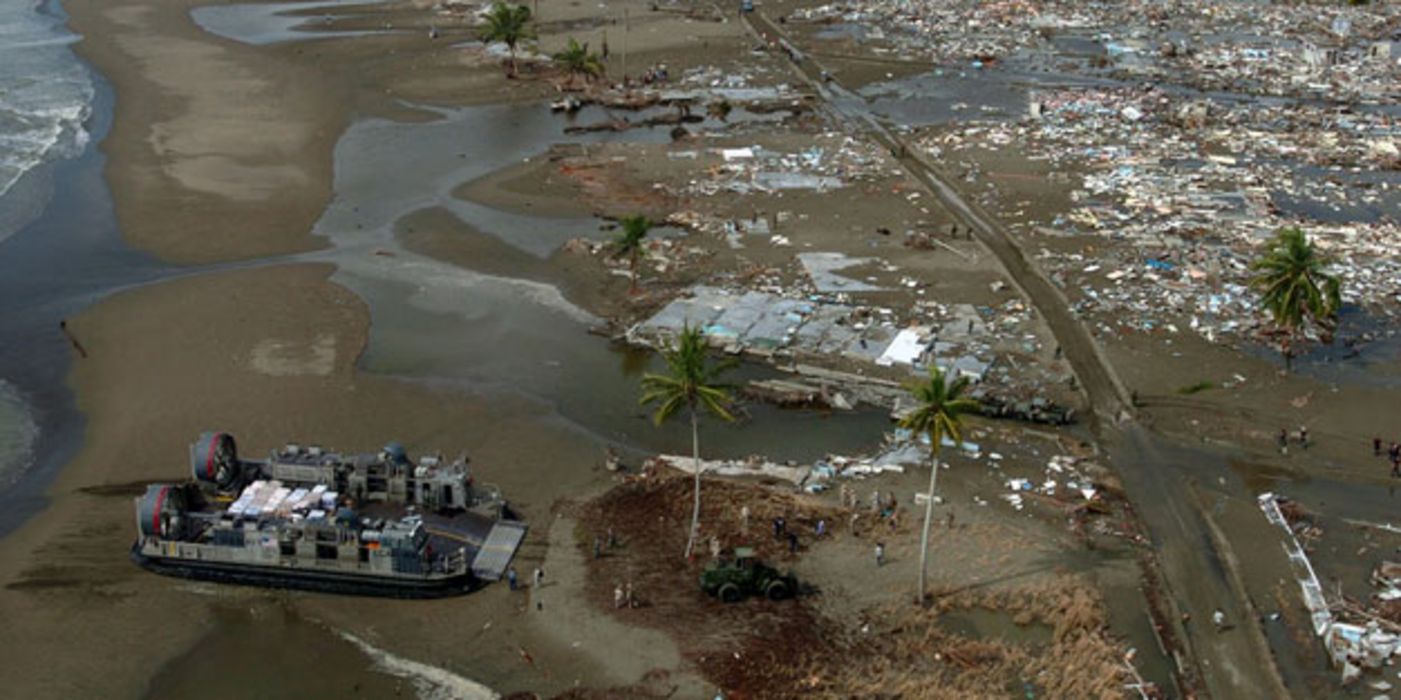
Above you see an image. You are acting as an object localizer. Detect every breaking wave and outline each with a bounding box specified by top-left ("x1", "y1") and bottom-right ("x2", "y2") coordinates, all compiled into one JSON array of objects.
[
  {"x1": 0, "y1": 380, "x2": 37, "y2": 487},
  {"x1": 0, "y1": 0, "x2": 95, "y2": 202},
  {"x1": 337, "y1": 630, "x2": 499, "y2": 700}
]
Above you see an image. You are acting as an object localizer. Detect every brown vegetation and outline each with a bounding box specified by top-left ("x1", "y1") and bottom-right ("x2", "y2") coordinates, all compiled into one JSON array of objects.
[{"x1": 575, "y1": 472, "x2": 1137, "y2": 698}]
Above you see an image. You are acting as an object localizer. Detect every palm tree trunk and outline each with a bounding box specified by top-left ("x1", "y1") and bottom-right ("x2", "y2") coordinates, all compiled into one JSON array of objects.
[
  {"x1": 629, "y1": 249, "x2": 639, "y2": 295},
  {"x1": 508, "y1": 44, "x2": 518, "y2": 78},
  {"x1": 684, "y1": 407, "x2": 701, "y2": 558},
  {"x1": 917, "y1": 443, "x2": 941, "y2": 605}
]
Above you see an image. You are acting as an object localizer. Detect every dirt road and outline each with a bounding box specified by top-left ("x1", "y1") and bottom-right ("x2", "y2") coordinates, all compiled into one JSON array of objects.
[{"x1": 741, "y1": 11, "x2": 1290, "y2": 699}]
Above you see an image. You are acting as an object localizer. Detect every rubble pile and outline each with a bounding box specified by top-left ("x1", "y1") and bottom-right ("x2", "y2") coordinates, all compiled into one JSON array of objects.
[
  {"x1": 654, "y1": 135, "x2": 893, "y2": 201},
  {"x1": 564, "y1": 234, "x2": 713, "y2": 279},
  {"x1": 627, "y1": 285, "x2": 1074, "y2": 420},
  {"x1": 791, "y1": 0, "x2": 1400, "y2": 102},
  {"x1": 925, "y1": 86, "x2": 1401, "y2": 348},
  {"x1": 1259, "y1": 494, "x2": 1401, "y2": 688}
]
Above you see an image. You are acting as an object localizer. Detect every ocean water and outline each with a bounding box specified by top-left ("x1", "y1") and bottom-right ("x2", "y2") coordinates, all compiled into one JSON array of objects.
[
  {"x1": 0, "y1": 381, "x2": 37, "y2": 486},
  {"x1": 0, "y1": 0, "x2": 93, "y2": 242}
]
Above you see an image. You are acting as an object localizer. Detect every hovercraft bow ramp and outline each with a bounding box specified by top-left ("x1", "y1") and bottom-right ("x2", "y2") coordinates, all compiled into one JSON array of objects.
[{"x1": 471, "y1": 520, "x2": 527, "y2": 581}]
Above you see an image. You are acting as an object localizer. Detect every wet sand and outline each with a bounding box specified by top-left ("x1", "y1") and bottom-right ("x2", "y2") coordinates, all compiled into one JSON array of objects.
[
  {"x1": 0, "y1": 263, "x2": 693, "y2": 697},
  {"x1": 0, "y1": 0, "x2": 853, "y2": 696},
  {"x1": 0, "y1": 0, "x2": 1305, "y2": 695}
]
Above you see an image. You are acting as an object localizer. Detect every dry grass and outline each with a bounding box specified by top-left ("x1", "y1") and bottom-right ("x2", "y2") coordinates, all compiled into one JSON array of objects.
[
  {"x1": 788, "y1": 578, "x2": 1134, "y2": 699},
  {"x1": 574, "y1": 473, "x2": 1141, "y2": 698}
]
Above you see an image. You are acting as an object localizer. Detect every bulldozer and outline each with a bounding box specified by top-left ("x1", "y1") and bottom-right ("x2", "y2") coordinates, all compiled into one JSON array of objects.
[{"x1": 699, "y1": 546, "x2": 796, "y2": 603}]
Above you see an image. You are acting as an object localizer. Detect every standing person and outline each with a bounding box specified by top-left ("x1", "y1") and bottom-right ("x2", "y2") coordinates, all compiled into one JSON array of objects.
[
  {"x1": 849, "y1": 511, "x2": 860, "y2": 536},
  {"x1": 815, "y1": 518, "x2": 826, "y2": 538},
  {"x1": 710, "y1": 536, "x2": 721, "y2": 560},
  {"x1": 1278, "y1": 428, "x2": 1289, "y2": 455},
  {"x1": 533, "y1": 567, "x2": 545, "y2": 588},
  {"x1": 740, "y1": 505, "x2": 750, "y2": 535},
  {"x1": 1299, "y1": 426, "x2": 1309, "y2": 449},
  {"x1": 874, "y1": 541, "x2": 885, "y2": 567},
  {"x1": 787, "y1": 532, "x2": 799, "y2": 554},
  {"x1": 773, "y1": 515, "x2": 786, "y2": 539},
  {"x1": 625, "y1": 580, "x2": 634, "y2": 608},
  {"x1": 607, "y1": 526, "x2": 618, "y2": 549},
  {"x1": 507, "y1": 567, "x2": 518, "y2": 591},
  {"x1": 869, "y1": 489, "x2": 881, "y2": 514},
  {"x1": 614, "y1": 583, "x2": 625, "y2": 609}
]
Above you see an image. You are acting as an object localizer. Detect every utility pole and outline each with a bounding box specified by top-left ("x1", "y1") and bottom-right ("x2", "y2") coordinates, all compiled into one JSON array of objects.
[{"x1": 622, "y1": 7, "x2": 629, "y2": 86}]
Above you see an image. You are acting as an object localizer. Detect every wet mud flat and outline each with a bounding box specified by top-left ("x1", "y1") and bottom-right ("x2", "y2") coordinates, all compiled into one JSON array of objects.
[{"x1": 0, "y1": 0, "x2": 1341, "y2": 696}]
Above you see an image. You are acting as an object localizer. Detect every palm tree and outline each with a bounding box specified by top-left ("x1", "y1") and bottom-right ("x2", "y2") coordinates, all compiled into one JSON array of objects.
[
  {"x1": 640, "y1": 325, "x2": 736, "y2": 559},
  {"x1": 479, "y1": 2, "x2": 535, "y2": 78},
  {"x1": 899, "y1": 365, "x2": 979, "y2": 605},
  {"x1": 611, "y1": 214, "x2": 651, "y2": 295},
  {"x1": 553, "y1": 38, "x2": 605, "y2": 86},
  {"x1": 706, "y1": 99, "x2": 732, "y2": 122},
  {"x1": 1249, "y1": 226, "x2": 1341, "y2": 372}
]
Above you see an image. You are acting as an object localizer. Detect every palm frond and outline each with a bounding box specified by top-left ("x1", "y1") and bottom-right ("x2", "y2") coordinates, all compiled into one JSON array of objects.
[{"x1": 638, "y1": 324, "x2": 735, "y2": 426}]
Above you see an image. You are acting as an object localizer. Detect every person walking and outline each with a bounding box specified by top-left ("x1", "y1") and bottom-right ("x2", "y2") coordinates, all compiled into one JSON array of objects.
[{"x1": 874, "y1": 541, "x2": 885, "y2": 567}]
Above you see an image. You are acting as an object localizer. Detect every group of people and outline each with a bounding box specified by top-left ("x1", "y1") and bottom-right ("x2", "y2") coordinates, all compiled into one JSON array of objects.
[
  {"x1": 769, "y1": 514, "x2": 815, "y2": 554},
  {"x1": 613, "y1": 580, "x2": 638, "y2": 609},
  {"x1": 836, "y1": 484, "x2": 902, "y2": 536},
  {"x1": 638, "y1": 64, "x2": 668, "y2": 85},
  {"x1": 1375, "y1": 438, "x2": 1401, "y2": 476},
  {"x1": 591, "y1": 526, "x2": 619, "y2": 560},
  {"x1": 505, "y1": 566, "x2": 545, "y2": 593},
  {"x1": 1277, "y1": 426, "x2": 1309, "y2": 454}
]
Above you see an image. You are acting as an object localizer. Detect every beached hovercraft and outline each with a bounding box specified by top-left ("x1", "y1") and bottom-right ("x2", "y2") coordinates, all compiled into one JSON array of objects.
[{"x1": 131, "y1": 432, "x2": 526, "y2": 598}]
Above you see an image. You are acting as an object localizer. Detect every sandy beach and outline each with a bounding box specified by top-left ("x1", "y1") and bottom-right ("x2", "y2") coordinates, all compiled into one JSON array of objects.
[{"x1": 0, "y1": 0, "x2": 1396, "y2": 696}]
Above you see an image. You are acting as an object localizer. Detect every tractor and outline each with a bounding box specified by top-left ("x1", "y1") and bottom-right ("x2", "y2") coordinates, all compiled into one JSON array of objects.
[{"x1": 699, "y1": 547, "x2": 797, "y2": 603}]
